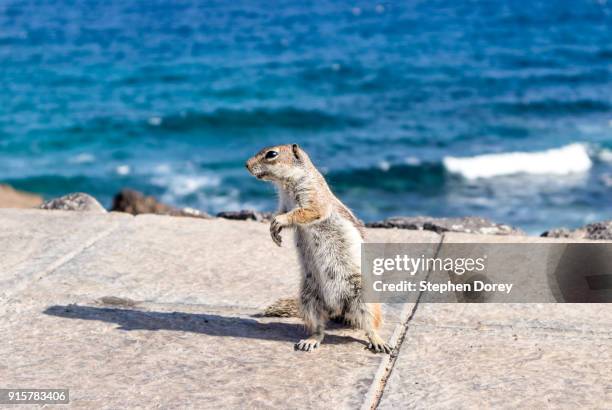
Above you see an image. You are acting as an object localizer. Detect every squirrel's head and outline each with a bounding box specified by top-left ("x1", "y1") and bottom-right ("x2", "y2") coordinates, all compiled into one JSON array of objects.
[{"x1": 246, "y1": 144, "x2": 310, "y2": 182}]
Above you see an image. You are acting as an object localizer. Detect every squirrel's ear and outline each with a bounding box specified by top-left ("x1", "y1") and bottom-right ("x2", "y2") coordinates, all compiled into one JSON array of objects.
[{"x1": 292, "y1": 144, "x2": 302, "y2": 160}]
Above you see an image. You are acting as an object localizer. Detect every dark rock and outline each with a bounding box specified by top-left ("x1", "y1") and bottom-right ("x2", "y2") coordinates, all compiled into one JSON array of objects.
[
  {"x1": 0, "y1": 184, "x2": 43, "y2": 208},
  {"x1": 540, "y1": 228, "x2": 573, "y2": 239},
  {"x1": 217, "y1": 210, "x2": 273, "y2": 222},
  {"x1": 366, "y1": 216, "x2": 524, "y2": 236},
  {"x1": 40, "y1": 193, "x2": 106, "y2": 213},
  {"x1": 111, "y1": 189, "x2": 211, "y2": 218},
  {"x1": 367, "y1": 216, "x2": 431, "y2": 230},
  {"x1": 112, "y1": 189, "x2": 173, "y2": 215},
  {"x1": 585, "y1": 221, "x2": 612, "y2": 240},
  {"x1": 541, "y1": 221, "x2": 612, "y2": 240}
]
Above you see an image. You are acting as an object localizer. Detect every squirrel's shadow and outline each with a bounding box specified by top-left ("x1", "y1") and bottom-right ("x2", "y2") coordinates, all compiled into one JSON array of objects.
[{"x1": 43, "y1": 305, "x2": 366, "y2": 346}]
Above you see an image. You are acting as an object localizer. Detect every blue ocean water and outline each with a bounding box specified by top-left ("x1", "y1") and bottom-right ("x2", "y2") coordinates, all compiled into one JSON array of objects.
[{"x1": 1, "y1": 0, "x2": 612, "y2": 234}]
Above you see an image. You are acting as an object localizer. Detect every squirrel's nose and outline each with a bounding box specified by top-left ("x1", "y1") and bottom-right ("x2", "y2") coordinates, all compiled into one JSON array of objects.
[{"x1": 245, "y1": 161, "x2": 250, "y2": 171}]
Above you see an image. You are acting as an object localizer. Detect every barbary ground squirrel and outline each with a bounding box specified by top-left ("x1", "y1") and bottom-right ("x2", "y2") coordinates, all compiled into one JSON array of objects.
[{"x1": 246, "y1": 144, "x2": 392, "y2": 353}]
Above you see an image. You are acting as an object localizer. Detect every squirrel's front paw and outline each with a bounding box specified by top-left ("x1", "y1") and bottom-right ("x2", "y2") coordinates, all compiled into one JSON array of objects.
[{"x1": 270, "y1": 216, "x2": 288, "y2": 247}]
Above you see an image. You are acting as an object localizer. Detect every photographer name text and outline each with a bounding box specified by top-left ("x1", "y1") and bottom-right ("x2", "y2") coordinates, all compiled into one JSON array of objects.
[{"x1": 372, "y1": 280, "x2": 513, "y2": 294}]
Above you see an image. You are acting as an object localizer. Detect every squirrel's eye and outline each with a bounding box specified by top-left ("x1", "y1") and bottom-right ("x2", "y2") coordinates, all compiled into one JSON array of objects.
[{"x1": 265, "y1": 151, "x2": 279, "y2": 160}]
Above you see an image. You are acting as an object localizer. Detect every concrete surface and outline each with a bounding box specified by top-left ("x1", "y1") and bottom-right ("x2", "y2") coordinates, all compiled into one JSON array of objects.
[
  {"x1": 0, "y1": 209, "x2": 435, "y2": 409},
  {"x1": 377, "y1": 233, "x2": 612, "y2": 409},
  {"x1": 0, "y1": 209, "x2": 610, "y2": 409}
]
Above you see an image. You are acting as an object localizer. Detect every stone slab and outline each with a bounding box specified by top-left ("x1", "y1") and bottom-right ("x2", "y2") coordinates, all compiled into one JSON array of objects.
[
  {"x1": 20, "y1": 215, "x2": 302, "y2": 309},
  {"x1": 0, "y1": 209, "x2": 131, "y2": 304},
  {"x1": 410, "y1": 303, "x2": 612, "y2": 334},
  {"x1": 379, "y1": 233, "x2": 612, "y2": 409},
  {"x1": 0, "y1": 210, "x2": 442, "y2": 409},
  {"x1": 378, "y1": 232, "x2": 612, "y2": 408},
  {"x1": 1, "y1": 301, "x2": 401, "y2": 409},
  {"x1": 378, "y1": 321, "x2": 612, "y2": 409},
  {"x1": 10, "y1": 213, "x2": 440, "y2": 310}
]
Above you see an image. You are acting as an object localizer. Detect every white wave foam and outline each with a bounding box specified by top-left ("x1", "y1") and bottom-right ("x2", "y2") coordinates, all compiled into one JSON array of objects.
[
  {"x1": 70, "y1": 153, "x2": 95, "y2": 164},
  {"x1": 148, "y1": 116, "x2": 162, "y2": 126},
  {"x1": 153, "y1": 163, "x2": 172, "y2": 174},
  {"x1": 597, "y1": 149, "x2": 612, "y2": 163},
  {"x1": 443, "y1": 143, "x2": 592, "y2": 179},
  {"x1": 404, "y1": 156, "x2": 421, "y2": 166},
  {"x1": 116, "y1": 165, "x2": 131, "y2": 176},
  {"x1": 152, "y1": 174, "x2": 220, "y2": 197},
  {"x1": 378, "y1": 161, "x2": 391, "y2": 171}
]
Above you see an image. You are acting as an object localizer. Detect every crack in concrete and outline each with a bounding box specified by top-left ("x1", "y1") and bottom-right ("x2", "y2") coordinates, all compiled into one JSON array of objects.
[
  {"x1": 37, "y1": 220, "x2": 127, "y2": 281},
  {"x1": 0, "y1": 217, "x2": 129, "y2": 312},
  {"x1": 363, "y1": 237, "x2": 445, "y2": 410}
]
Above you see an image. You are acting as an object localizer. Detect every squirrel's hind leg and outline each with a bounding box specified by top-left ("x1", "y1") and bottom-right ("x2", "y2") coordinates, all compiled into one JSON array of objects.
[
  {"x1": 295, "y1": 284, "x2": 327, "y2": 352},
  {"x1": 346, "y1": 301, "x2": 392, "y2": 354}
]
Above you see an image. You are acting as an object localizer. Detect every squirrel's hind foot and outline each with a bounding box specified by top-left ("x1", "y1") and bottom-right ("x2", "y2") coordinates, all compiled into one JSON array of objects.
[
  {"x1": 367, "y1": 333, "x2": 393, "y2": 354},
  {"x1": 368, "y1": 341, "x2": 393, "y2": 354},
  {"x1": 294, "y1": 338, "x2": 321, "y2": 352}
]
